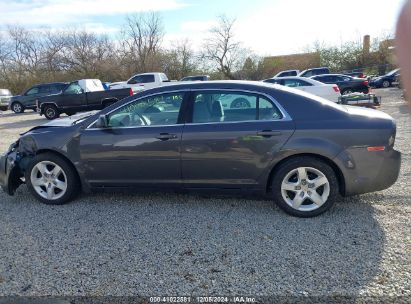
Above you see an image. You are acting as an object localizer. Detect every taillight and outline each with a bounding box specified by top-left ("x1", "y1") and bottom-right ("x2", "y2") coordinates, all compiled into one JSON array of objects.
[
  {"x1": 362, "y1": 81, "x2": 369, "y2": 86},
  {"x1": 129, "y1": 88, "x2": 133, "y2": 96},
  {"x1": 367, "y1": 146, "x2": 385, "y2": 151},
  {"x1": 332, "y1": 85, "x2": 340, "y2": 92}
]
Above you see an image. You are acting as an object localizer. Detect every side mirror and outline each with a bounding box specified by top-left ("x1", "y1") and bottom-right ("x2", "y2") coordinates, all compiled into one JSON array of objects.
[
  {"x1": 95, "y1": 114, "x2": 108, "y2": 128},
  {"x1": 128, "y1": 79, "x2": 137, "y2": 84}
]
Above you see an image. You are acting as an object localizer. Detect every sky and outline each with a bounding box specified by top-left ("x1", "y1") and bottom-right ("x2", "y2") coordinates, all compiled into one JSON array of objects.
[{"x1": 0, "y1": 0, "x2": 406, "y2": 56}]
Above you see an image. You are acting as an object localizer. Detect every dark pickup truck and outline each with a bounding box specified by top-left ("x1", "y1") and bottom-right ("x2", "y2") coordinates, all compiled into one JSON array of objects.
[{"x1": 37, "y1": 80, "x2": 133, "y2": 120}]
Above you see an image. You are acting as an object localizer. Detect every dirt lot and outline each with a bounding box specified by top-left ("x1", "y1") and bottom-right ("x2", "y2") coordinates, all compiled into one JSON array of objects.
[{"x1": 0, "y1": 88, "x2": 410, "y2": 301}]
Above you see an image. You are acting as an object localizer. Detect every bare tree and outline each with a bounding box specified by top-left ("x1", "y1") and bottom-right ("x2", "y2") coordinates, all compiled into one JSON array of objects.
[
  {"x1": 202, "y1": 15, "x2": 246, "y2": 79},
  {"x1": 121, "y1": 12, "x2": 164, "y2": 72}
]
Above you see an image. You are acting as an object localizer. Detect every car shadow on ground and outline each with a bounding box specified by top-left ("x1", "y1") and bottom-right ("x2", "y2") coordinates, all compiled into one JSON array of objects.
[{"x1": 0, "y1": 189, "x2": 385, "y2": 297}]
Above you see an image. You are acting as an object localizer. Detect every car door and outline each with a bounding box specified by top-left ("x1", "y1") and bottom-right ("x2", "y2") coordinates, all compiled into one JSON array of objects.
[
  {"x1": 22, "y1": 86, "x2": 41, "y2": 107},
  {"x1": 79, "y1": 91, "x2": 187, "y2": 188},
  {"x1": 181, "y1": 90, "x2": 295, "y2": 189},
  {"x1": 58, "y1": 81, "x2": 87, "y2": 111}
]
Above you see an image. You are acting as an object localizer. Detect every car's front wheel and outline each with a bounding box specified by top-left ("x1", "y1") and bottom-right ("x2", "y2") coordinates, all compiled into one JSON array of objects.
[
  {"x1": 26, "y1": 153, "x2": 79, "y2": 205},
  {"x1": 382, "y1": 80, "x2": 391, "y2": 88},
  {"x1": 271, "y1": 157, "x2": 339, "y2": 217},
  {"x1": 11, "y1": 102, "x2": 24, "y2": 113}
]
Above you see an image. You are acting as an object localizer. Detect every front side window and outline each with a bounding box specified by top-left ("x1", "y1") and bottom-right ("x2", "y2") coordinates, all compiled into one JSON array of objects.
[
  {"x1": 106, "y1": 93, "x2": 184, "y2": 128},
  {"x1": 26, "y1": 87, "x2": 39, "y2": 95},
  {"x1": 191, "y1": 91, "x2": 282, "y2": 123},
  {"x1": 64, "y1": 82, "x2": 83, "y2": 95}
]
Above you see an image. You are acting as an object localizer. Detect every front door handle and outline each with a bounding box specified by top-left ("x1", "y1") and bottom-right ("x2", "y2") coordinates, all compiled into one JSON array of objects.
[
  {"x1": 156, "y1": 133, "x2": 178, "y2": 141},
  {"x1": 257, "y1": 130, "x2": 282, "y2": 137}
]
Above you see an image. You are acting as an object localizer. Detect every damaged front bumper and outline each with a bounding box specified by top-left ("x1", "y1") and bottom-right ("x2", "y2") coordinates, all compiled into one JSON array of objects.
[{"x1": 0, "y1": 149, "x2": 24, "y2": 195}]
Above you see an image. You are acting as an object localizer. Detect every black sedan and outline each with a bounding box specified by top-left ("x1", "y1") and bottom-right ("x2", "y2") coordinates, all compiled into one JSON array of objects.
[
  {"x1": 0, "y1": 81, "x2": 401, "y2": 217},
  {"x1": 369, "y1": 69, "x2": 400, "y2": 88},
  {"x1": 311, "y1": 74, "x2": 370, "y2": 95}
]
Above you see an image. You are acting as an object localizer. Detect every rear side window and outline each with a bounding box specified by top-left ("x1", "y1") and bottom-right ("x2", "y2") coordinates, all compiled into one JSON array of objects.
[
  {"x1": 38, "y1": 86, "x2": 51, "y2": 94},
  {"x1": 50, "y1": 84, "x2": 65, "y2": 92},
  {"x1": 191, "y1": 91, "x2": 282, "y2": 123}
]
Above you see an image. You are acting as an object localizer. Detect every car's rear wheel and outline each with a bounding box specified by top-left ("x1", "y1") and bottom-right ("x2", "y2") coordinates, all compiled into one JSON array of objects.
[
  {"x1": 26, "y1": 153, "x2": 79, "y2": 205},
  {"x1": 382, "y1": 80, "x2": 390, "y2": 88},
  {"x1": 11, "y1": 102, "x2": 24, "y2": 113},
  {"x1": 43, "y1": 104, "x2": 60, "y2": 120},
  {"x1": 271, "y1": 157, "x2": 339, "y2": 217}
]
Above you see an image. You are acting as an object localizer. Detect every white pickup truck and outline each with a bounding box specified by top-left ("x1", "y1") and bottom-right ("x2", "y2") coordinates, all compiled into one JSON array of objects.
[{"x1": 109, "y1": 73, "x2": 170, "y2": 92}]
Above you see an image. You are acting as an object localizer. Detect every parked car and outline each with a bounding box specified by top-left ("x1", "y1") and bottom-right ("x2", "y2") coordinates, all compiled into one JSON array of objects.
[
  {"x1": 109, "y1": 72, "x2": 170, "y2": 91},
  {"x1": 0, "y1": 81, "x2": 401, "y2": 218},
  {"x1": 273, "y1": 70, "x2": 300, "y2": 77},
  {"x1": 311, "y1": 74, "x2": 370, "y2": 95},
  {"x1": 180, "y1": 75, "x2": 210, "y2": 81},
  {"x1": 263, "y1": 77, "x2": 341, "y2": 102},
  {"x1": 0, "y1": 89, "x2": 12, "y2": 111},
  {"x1": 298, "y1": 67, "x2": 330, "y2": 78},
  {"x1": 37, "y1": 79, "x2": 133, "y2": 120},
  {"x1": 369, "y1": 68, "x2": 400, "y2": 88},
  {"x1": 9, "y1": 82, "x2": 68, "y2": 114}
]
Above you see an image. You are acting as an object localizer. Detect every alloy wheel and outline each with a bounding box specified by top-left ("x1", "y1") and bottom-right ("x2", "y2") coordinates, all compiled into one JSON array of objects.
[
  {"x1": 281, "y1": 167, "x2": 330, "y2": 212},
  {"x1": 30, "y1": 161, "x2": 68, "y2": 200},
  {"x1": 13, "y1": 103, "x2": 22, "y2": 113}
]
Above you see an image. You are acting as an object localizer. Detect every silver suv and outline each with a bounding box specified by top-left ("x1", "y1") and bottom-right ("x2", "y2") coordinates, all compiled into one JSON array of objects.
[{"x1": 0, "y1": 89, "x2": 12, "y2": 111}]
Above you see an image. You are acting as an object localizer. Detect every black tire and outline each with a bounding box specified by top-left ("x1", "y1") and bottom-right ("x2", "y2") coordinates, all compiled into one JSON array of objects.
[
  {"x1": 382, "y1": 80, "x2": 390, "y2": 88},
  {"x1": 230, "y1": 98, "x2": 251, "y2": 108},
  {"x1": 11, "y1": 102, "x2": 24, "y2": 113},
  {"x1": 43, "y1": 104, "x2": 60, "y2": 120},
  {"x1": 25, "y1": 153, "x2": 80, "y2": 205},
  {"x1": 271, "y1": 156, "x2": 339, "y2": 217}
]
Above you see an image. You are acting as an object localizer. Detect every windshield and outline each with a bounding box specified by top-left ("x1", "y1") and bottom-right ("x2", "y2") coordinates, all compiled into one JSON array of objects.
[
  {"x1": 386, "y1": 69, "x2": 399, "y2": 76},
  {"x1": 71, "y1": 111, "x2": 99, "y2": 125}
]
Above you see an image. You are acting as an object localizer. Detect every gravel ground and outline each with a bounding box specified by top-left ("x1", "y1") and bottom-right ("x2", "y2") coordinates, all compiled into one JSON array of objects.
[{"x1": 0, "y1": 88, "x2": 409, "y2": 300}]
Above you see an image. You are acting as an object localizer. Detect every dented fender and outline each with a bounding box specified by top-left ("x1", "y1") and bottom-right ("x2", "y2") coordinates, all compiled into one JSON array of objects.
[{"x1": 0, "y1": 151, "x2": 24, "y2": 195}]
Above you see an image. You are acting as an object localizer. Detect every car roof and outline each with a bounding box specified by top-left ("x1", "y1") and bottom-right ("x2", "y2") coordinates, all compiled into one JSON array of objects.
[
  {"x1": 35, "y1": 82, "x2": 68, "y2": 86},
  {"x1": 267, "y1": 76, "x2": 324, "y2": 85},
  {"x1": 312, "y1": 74, "x2": 350, "y2": 77}
]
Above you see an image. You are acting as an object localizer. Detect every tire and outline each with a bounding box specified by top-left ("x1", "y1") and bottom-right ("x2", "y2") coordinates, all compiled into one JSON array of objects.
[
  {"x1": 25, "y1": 153, "x2": 80, "y2": 205},
  {"x1": 43, "y1": 104, "x2": 60, "y2": 120},
  {"x1": 382, "y1": 80, "x2": 390, "y2": 88},
  {"x1": 230, "y1": 98, "x2": 251, "y2": 109},
  {"x1": 11, "y1": 102, "x2": 24, "y2": 113},
  {"x1": 341, "y1": 89, "x2": 353, "y2": 95},
  {"x1": 271, "y1": 156, "x2": 339, "y2": 217}
]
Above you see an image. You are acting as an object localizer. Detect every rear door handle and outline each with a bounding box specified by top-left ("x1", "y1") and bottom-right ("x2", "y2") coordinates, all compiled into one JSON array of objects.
[
  {"x1": 257, "y1": 130, "x2": 282, "y2": 137},
  {"x1": 156, "y1": 133, "x2": 178, "y2": 140}
]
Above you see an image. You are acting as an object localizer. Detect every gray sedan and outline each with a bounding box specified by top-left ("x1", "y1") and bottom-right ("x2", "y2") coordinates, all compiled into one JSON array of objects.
[{"x1": 0, "y1": 81, "x2": 401, "y2": 217}]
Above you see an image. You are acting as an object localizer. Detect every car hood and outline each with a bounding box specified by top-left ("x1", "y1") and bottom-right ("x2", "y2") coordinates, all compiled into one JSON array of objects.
[{"x1": 21, "y1": 111, "x2": 98, "y2": 134}]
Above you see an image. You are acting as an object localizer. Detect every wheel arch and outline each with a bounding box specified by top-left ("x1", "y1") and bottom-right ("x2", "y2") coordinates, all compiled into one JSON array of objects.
[{"x1": 266, "y1": 153, "x2": 346, "y2": 196}]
